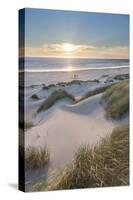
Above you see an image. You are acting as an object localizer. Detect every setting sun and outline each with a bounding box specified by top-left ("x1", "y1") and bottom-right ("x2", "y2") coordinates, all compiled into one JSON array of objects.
[{"x1": 63, "y1": 43, "x2": 74, "y2": 52}]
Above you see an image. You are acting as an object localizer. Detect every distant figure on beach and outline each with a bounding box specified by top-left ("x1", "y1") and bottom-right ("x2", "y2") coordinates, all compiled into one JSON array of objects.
[{"x1": 73, "y1": 74, "x2": 78, "y2": 79}]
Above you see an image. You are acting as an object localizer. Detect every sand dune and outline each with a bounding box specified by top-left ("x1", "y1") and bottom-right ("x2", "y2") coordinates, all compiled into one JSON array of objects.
[
  {"x1": 26, "y1": 94, "x2": 128, "y2": 174},
  {"x1": 23, "y1": 60, "x2": 129, "y2": 187},
  {"x1": 64, "y1": 93, "x2": 103, "y2": 115}
]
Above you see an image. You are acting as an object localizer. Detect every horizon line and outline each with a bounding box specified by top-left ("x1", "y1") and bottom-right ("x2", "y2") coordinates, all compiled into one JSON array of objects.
[{"x1": 19, "y1": 56, "x2": 129, "y2": 60}]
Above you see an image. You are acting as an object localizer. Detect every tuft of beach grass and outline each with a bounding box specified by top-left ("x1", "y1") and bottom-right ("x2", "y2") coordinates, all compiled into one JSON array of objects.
[
  {"x1": 113, "y1": 73, "x2": 129, "y2": 81},
  {"x1": 43, "y1": 124, "x2": 129, "y2": 191},
  {"x1": 37, "y1": 89, "x2": 75, "y2": 113},
  {"x1": 79, "y1": 84, "x2": 111, "y2": 102},
  {"x1": 57, "y1": 79, "x2": 99, "y2": 87},
  {"x1": 23, "y1": 145, "x2": 50, "y2": 170},
  {"x1": 31, "y1": 93, "x2": 40, "y2": 100},
  {"x1": 103, "y1": 80, "x2": 129, "y2": 119},
  {"x1": 24, "y1": 121, "x2": 34, "y2": 130}
]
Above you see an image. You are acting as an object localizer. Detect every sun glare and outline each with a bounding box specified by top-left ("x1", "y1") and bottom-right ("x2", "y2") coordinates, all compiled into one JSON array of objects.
[
  {"x1": 66, "y1": 65, "x2": 73, "y2": 72},
  {"x1": 63, "y1": 43, "x2": 74, "y2": 52}
]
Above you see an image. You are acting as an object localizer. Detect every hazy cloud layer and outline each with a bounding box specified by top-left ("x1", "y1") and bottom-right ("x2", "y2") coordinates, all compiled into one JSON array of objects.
[{"x1": 22, "y1": 43, "x2": 129, "y2": 59}]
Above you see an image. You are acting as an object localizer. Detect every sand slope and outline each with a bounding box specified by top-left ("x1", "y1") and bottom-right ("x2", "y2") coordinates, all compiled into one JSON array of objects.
[{"x1": 26, "y1": 94, "x2": 128, "y2": 173}]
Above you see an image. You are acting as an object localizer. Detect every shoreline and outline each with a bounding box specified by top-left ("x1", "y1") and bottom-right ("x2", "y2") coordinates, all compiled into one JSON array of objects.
[{"x1": 19, "y1": 65, "x2": 129, "y2": 73}]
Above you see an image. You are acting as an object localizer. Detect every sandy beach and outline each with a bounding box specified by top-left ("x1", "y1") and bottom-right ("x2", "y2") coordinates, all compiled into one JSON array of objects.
[
  {"x1": 26, "y1": 94, "x2": 128, "y2": 171},
  {"x1": 21, "y1": 66, "x2": 129, "y2": 186}
]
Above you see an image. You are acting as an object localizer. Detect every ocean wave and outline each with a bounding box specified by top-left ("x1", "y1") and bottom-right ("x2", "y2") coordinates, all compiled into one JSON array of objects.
[{"x1": 19, "y1": 65, "x2": 129, "y2": 73}]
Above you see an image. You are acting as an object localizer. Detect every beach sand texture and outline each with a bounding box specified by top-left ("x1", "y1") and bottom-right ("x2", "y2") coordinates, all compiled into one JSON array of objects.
[
  {"x1": 26, "y1": 94, "x2": 128, "y2": 174},
  {"x1": 21, "y1": 66, "x2": 129, "y2": 186}
]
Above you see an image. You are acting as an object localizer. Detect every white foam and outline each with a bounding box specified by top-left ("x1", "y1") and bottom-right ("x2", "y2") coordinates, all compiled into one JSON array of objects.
[{"x1": 20, "y1": 65, "x2": 129, "y2": 73}]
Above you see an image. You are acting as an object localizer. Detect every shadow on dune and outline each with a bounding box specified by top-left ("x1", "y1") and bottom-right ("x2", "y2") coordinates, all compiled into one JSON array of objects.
[
  {"x1": 25, "y1": 165, "x2": 49, "y2": 190},
  {"x1": 63, "y1": 94, "x2": 103, "y2": 116}
]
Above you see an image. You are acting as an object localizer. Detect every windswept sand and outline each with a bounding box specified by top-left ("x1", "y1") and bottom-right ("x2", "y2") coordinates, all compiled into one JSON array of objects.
[
  {"x1": 26, "y1": 94, "x2": 128, "y2": 175},
  {"x1": 24, "y1": 67, "x2": 129, "y2": 124},
  {"x1": 23, "y1": 68, "x2": 129, "y2": 186}
]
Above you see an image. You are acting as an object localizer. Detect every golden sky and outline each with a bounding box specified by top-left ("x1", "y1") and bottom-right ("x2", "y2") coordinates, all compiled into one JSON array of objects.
[{"x1": 22, "y1": 43, "x2": 129, "y2": 59}]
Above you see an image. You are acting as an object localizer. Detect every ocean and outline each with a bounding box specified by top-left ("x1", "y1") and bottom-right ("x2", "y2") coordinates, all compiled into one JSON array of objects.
[
  {"x1": 20, "y1": 57, "x2": 129, "y2": 71},
  {"x1": 19, "y1": 57, "x2": 129, "y2": 86}
]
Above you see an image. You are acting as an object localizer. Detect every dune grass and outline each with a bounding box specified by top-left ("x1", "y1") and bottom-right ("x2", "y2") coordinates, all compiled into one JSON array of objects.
[
  {"x1": 24, "y1": 121, "x2": 34, "y2": 130},
  {"x1": 28, "y1": 84, "x2": 39, "y2": 89},
  {"x1": 79, "y1": 84, "x2": 111, "y2": 102},
  {"x1": 31, "y1": 93, "x2": 40, "y2": 100},
  {"x1": 42, "y1": 83, "x2": 56, "y2": 90},
  {"x1": 57, "y1": 79, "x2": 99, "y2": 87},
  {"x1": 56, "y1": 80, "x2": 82, "y2": 87},
  {"x1": 103, "y1": 80, "x2": 129, "y2": 119},
  {"x1": 31, "y1": 79, "x2": 100, "y2": 91},
  {"x1": 113, "y1": 73, "x2": 129, "y2": 81},
  {"x1": 37, "y1": 89, "x2": 75, "y2": 113},
  {"x1": 24, "y1": 146, "x2": 50, "y2": 170},
  {"x1": 42, "y1": 84, "x2": 49, "y2": 90},
  {"x1": 47, "y1": 84, "x2": 56, "y2": 88},
  {"x1": 37, "y1": 124, "x2": 128, "y2": 191},
  {"x1": 70, "y1": 79, "x2": 99, "y2": 84},
  {"x1": 65, "y1": 79, "x2": 84, "y2": 85}
]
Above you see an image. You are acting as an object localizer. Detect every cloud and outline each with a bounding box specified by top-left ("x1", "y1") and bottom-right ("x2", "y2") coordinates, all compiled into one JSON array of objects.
[{"x1": 21, "y1": 43, "x2": 129, "y2": 59}]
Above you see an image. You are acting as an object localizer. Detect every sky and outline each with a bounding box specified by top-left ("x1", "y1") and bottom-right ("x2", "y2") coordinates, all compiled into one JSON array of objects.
[{"x1": 21, "y1": 8, "x2": 129, "y2": 59}]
